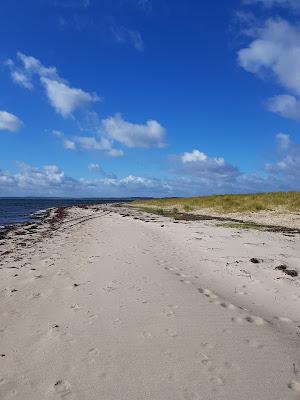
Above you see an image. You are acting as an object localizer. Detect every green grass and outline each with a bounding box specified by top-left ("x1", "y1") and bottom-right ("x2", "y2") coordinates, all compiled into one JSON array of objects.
[
  {"x1": 216, "y1": 222, "x2": 265, "y2": 231},
  {"x1": 132, "y1": 192, "x2": 300, "y2": 213}
]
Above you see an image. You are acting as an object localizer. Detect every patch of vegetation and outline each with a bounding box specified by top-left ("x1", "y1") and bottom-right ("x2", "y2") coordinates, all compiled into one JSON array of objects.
[
  {"x1": 132, "y1": 192, "x2": 300, "y2": 213},
  {"x1": 215, "y1": 222, "x2": 265, "y2": 231}
]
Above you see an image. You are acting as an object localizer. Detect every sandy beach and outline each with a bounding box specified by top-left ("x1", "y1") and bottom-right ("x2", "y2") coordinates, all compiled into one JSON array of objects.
[{"x1": 0, "y1": 204, "x2": 300, "y2": 399}]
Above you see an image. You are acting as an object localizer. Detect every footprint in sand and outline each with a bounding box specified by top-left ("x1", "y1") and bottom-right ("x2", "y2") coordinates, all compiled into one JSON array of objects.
[
  {"x1": 213, "y1": 300, "x2": 236, "y2": 310},
  {"x1": 180, "y1": 279, "x2": 192, "y2": 284},
  {"x1": 88, "y1": 347, "x2": 99, "y2": 356},
  {"x1": 232, "y1": 315, "x2": 266, "y2": 326},
  {"x1": 273, "y1": 316, "x2": 292, "y2": 323},
  {"x1": 209, "y1": 376, "x2": 225, "y2": 386},
  {"x1": 200, "y1": 342, "x2": 215, "y2": 350},
  {"x1": 182, "y1": 389, "x2": 200, "y2": 400},
  {"x1": 31, "y1": 292, "x2": 41, "y2": 299},
  {"x1": 288, "y1": 380, "x2": 300, "y2": 392},
  {"x1": 88, "y1": 313, "x2": 98, "y2": 324},
  {"x1": 142, "y1": 331, "x2": 153, "y2": 339},
  {"x1": 198, "y1": 288, "x2": 218, "y2": 299},
  {"x1": 162, "y1": 308, "x2": 175, "y2": 317},
  {"x1": 53, "y1": 379, "x2": 71, "y2": 397},
  {"x1": 166, "y1": 328, "x2": 178, "y2": 338},
  {"x1": 245, "y1": 339, "x2": 264, "y2": 349}
]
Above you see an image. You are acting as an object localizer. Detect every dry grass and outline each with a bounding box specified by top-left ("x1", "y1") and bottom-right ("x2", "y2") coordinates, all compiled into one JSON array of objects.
[{"x1": 132, "y1": 192, "x2": 300, "y2": 213}]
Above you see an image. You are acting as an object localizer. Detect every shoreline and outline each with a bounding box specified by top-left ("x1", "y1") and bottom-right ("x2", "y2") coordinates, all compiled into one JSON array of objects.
[{"x1": 0, "y1": 204, "x2": 300, "y2": 399}]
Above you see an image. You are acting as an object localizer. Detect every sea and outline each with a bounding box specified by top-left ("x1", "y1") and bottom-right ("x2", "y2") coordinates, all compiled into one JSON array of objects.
[{"x1": 0, "y1": 198, "x2": 132, "y2": 229}]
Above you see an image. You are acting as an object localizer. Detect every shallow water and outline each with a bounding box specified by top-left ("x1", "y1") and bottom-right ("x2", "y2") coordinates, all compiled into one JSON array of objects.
[{"x1": 0, "y1": 197, "x2": 130, "y2": 227}]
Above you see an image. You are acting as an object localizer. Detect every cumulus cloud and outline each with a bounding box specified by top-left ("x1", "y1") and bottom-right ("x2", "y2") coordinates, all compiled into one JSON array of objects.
[
  {"x1": 0, "y1": 111, "x2": 23, "y2": 132},
  {"x1": 102, "y1": 113, "x2": 165, "y2": 148},
  {"x1": 1, "y1": 133, "x2": 300, "y2": 196},
  {"x1": 6, "y1": 52, "x2": 99, "y2": 117},
  {"x1": 238, "y1": 18, "x2": 300, "y2": 121},
  {"x1": 266, "y1": 94, "x2": 300, "y2": 121},
  {"x1": 265, "y1": 133, "x2": 300, "y2": 184},
  {"x1": 74, "y1": 135, "x2": 124, "y2": 157},
  {"x1": 41, "y1": 78, "x2": 99, "y2": 117},
  {"x1": 182, "y1": 150, "x2": 221, "y2": 164},
  {"x1": 238, "y1": 18, "x2": 300, "y2": 94},
  {"x1": 176, "y1": 149, "x2": 240, "y2": 190},
  {"x1": 0, "y1": 163, "x2": 169, "y2": 197},
  {"x1": 52, "y1": 130, "x2": 76, "y2": 150}
]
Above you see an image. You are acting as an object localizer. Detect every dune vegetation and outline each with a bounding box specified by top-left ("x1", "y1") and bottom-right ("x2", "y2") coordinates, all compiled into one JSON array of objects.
[{"x1": 131, "y1": 192, "x2": 300, "y2": 213}]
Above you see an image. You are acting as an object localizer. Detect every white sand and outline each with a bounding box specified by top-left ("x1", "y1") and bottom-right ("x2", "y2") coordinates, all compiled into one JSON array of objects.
[{"x1": 0, "y1": 205, "x2": 300, "y2": 399}]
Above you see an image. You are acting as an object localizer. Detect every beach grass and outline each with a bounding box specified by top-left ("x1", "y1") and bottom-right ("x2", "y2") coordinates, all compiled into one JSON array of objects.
[{"x1": 132, "y1": 192, "x2": 300, "y2": 213}]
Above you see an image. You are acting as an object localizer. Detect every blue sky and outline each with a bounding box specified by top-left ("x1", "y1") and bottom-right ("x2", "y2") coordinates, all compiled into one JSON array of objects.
[{"x1": 0, "y1": 0, "x2": 299, "y2": 197}]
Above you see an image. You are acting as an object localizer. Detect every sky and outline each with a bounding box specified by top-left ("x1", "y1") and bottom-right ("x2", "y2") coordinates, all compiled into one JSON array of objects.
[{"x1": 0, "y1": 0, "x2": 300, "y2": 197}]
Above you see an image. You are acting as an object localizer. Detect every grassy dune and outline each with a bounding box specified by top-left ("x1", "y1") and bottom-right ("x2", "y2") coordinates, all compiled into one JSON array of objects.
[{"x1": 132, "y1": 192, "x2": 300, "y2": 213}]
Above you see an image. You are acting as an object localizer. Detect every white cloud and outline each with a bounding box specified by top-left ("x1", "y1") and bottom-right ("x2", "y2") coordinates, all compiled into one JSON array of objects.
[
  {"x1": 75, "y1": 135, "x2": 123, "y2": 157},
  {"x1": 63, "y1": 138, "x2": 76, "y2": 150},
  {"x1": 266, "y1": 94, "x2": 300, "y2": 121},
  {"x1": 0, "y1": 111, "x2": 23, "y2": 132},
  {"x1": 1, "y1": 134, "x2": 300, "y2": 197},
  {"x1": 102, "y1": 113, "x2": 165, "y2": 148},
  {"x1": 238, "y1": 18, "x2": 300, "y2": 95},
  {"x1": 51, "y1": 130, "x2": 76, "y2": 150},
  {"x1": 181, "y1": 150, "x2": 225, "y2": 166},
  {"x1": 110, "y1": 24, "x2": 144, "y2": 52},
  {"x1": 276, "y1": 132, "x2": 291, "y2": 149},
  {"x1": 107, "y1": 148, "x2": 124, "y2": 157},
  {"x1": 182, "y1": 150, "x2": 207, "y2": 163},
  {"x1": 265, "y1": 134, "x2": 300, "y2": 183},
  {"x1": 75, "y1": 136, "x2": 111, "y2": 151},
  {"x1": 177, "y1": 149, "x2": 239, "y2": 188},
  {"x1": 0, "y1": 163, "x2": 169, "y2": 197},
  {"x1": 238, "y1": 18, "x2": 300, "y2": 121},
  {"x1": 17, "y1": 52, "x2": 58, "y2": 80},
  {"x1": 11, "y1": 71, "x2": 33, "y2": 90},
  {"x1": 244, "y1": 0, "x2": 300, "y2": 11},
  {"x1": 6, "y1": 53, "x2": 99, "y2": 117},
  {"x1": 88, "y1": 163, "x2": 101, "y2": 172},
  {"x1": 41, "y1": 78, "x2": 99, "y2": 117}
]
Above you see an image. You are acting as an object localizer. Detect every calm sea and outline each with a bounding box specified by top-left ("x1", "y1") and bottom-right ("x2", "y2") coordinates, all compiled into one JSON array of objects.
[{"x1": 0, "y1": 198, "x2": 131, "y2": 228}]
